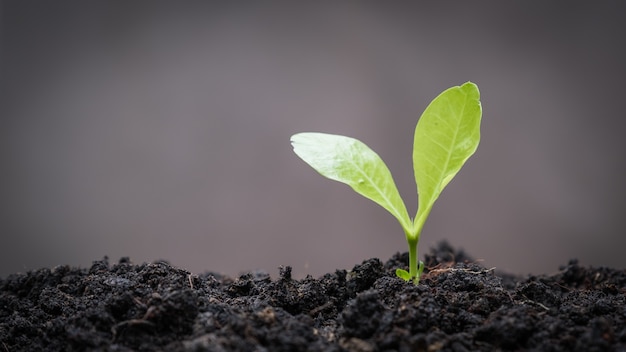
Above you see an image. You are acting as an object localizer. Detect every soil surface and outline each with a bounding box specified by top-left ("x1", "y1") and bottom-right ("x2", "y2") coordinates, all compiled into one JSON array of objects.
[{"x1": 1, "y1": 241, "x2": 625, "y2": 351}]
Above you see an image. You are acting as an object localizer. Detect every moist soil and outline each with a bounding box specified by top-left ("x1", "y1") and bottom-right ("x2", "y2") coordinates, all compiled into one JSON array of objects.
[{"x1": 1, "y1": 242, "x2": 625, "y2": 351}]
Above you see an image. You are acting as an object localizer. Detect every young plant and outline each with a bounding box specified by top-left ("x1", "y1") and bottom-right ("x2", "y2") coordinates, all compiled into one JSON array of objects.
[{"x1": 291, "y1": 82, "x2": 482, "y2": 285}]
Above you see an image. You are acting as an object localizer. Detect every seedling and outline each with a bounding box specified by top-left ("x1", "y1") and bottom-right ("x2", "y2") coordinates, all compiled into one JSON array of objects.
[{"x1": 291, "y1": 82, "x2": 482, "y2": 285}]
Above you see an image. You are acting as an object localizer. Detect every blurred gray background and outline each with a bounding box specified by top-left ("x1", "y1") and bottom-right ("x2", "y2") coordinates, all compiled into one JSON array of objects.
[{"x1": 2, "y1": 1, "x2": 625, "y2": 279}]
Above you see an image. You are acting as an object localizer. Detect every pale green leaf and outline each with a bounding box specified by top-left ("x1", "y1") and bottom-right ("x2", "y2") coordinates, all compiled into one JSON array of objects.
[
  {"x1": 291, "y1": 132, "x2": 412, "y2": 232},
  {"x1": 413, "y1": 82, "x2": 482, "y2": 236}
]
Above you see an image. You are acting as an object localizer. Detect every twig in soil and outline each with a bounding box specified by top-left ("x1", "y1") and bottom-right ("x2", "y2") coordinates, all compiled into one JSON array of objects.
[
  {"x1": 308, "y1": 301, "x2": 334, "y2": 317},
  {"x1": 429, "y1": 267, "x2": 496, "y2": 275},
  {"x1": 519, "y1": 298, "x2": 551, "y2": 312},
  {"x1": 423, "y1": 261, "x2": 495, "y2": 280}
]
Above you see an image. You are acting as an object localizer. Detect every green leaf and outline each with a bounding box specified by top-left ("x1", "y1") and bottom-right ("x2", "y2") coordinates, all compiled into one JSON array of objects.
[
  {"x1": 395, "y1": 268, "x2": 411, "y2": 282},
  {"x1": 412, "y1": 82, "x2": 482, "y2": 238},
  {"x1": 291, "y1": 132, "x2": 412, "y2": 232}
]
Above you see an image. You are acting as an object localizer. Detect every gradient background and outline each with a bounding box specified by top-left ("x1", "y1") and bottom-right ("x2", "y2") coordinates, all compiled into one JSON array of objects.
[{"x1": 2, "y1": 2, "x2": 625, "y2": 279}]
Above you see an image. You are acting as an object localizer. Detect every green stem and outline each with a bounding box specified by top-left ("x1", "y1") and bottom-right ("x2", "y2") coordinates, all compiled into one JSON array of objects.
[{"x1": 407, "y1": 237, "x2": 418, "y2": 283}]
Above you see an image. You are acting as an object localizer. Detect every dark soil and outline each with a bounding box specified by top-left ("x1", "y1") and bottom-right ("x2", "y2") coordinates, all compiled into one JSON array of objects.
[{"x1": 1, "y1": 242, "x2": 625, "y2": 351}]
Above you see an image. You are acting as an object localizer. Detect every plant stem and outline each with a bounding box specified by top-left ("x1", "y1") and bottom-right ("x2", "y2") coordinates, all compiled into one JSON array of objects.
[{"x1": 407, "y1": 237, "x2": 418, "y2": 284}]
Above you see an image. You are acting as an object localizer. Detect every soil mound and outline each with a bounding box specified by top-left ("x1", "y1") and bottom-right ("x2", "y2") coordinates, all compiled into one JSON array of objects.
[{"x1": 1, "y1": 242, "x2": 624, "y2": 351}]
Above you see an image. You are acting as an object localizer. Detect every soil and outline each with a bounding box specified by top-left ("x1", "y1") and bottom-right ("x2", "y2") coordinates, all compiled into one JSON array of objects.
[{"x1": 1, "y1": 242, "x2": 625, "y2": 351}]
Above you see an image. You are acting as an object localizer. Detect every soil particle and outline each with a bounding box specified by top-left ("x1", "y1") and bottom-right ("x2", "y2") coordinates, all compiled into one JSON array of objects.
[{"x1": 1, "y1": 241, "x2": 625, "y2": 351}]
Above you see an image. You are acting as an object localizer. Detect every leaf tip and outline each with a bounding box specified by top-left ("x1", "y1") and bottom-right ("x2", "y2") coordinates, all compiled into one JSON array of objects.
[{"x1": 460, "y1": 81, "x2": 480, "y2": 97}]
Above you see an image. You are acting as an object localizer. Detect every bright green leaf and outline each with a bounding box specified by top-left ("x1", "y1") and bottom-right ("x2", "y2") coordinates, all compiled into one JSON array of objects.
[
  {"x1": 412, "y1": 82, "x2": 482, "y2": 238},
  {"x1": 290, "y1": 132, "x2": 412, "y2": 232},
  {"x1": 395, "y1": 269, "x2": 411, "y2": 282}
]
